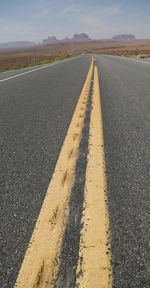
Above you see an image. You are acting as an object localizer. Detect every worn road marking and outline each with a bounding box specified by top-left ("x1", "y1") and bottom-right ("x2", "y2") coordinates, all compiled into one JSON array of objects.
[
  {"x1": 75, "y1": 66, "x2": 112, "y2": 288},
  {"x1": 15, "y1": 58, "x2": 93, "y2": 288}
]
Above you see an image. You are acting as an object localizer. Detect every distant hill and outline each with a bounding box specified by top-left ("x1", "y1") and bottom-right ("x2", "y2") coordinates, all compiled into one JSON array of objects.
[
  {"x1": 72, "y1": 33, "x2": 91, "y2": 42},
  {"x1": 42, "y1": 33, "x2": 91, "y2": 44},
  {"x1": 0, "y1": 41, "x2": 35, "y2": 49},
  {"x1": 43, "y1": 37, "x2": 58, "y2": 44},
  {"x1": 0, "y1": 33, "x2": 138, "y2": 50},
  {"x1": 112, "y1": 34, "x2": 136, "y2": 41}
]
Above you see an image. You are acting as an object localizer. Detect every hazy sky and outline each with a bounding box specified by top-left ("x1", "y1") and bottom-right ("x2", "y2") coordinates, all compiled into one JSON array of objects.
[{"x1": 0, "y1": 0, "x2": 150, "y2": 42}]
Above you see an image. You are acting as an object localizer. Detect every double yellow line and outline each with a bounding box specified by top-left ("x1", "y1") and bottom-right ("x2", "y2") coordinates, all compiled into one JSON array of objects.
[{"x1": 15, "y1": 57, "x2": 112, "y2": 288}]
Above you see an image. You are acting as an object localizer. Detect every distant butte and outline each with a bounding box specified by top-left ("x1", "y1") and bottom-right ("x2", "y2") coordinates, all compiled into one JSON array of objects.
[
  {"x1": 112, "y1": 34, "x2": 136, "y2": 41},
  {"x1": 0, "y1": 34, "x2": 137, "y2": 50},
  {"x1": 42, "y1": 33, "x2": 91, "y2": 44}
]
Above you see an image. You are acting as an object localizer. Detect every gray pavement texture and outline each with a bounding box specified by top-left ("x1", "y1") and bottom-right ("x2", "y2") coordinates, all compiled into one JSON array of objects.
[
  {"x1": 1, "y1": 53, "x2": 150, "y2": 288},
  {"x1": 96, "y1": 54, "x2": 150, "y2": 288},
  {"x1": 0, "y1": 55, "x2": 91, "y2": 288},
  {"x1": 0, "y1": 57, "x2": 81, "y2": 81}
]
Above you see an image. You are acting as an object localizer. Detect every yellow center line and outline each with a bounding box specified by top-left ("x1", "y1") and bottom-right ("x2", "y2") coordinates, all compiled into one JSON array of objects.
[
  {"x1": 75, "y1": 65, "x2": 112, "y2": 287},
  {"x1": 15, "y1": 58, "x2": 94, "y2": 288}
]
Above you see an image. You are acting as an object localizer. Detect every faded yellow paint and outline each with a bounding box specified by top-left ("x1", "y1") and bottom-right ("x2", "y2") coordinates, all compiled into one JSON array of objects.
[
  {"x1": 15, "y1": 58, "x2": 94, "y2": 288},
  {"x1": 75, "y1": 66, "x2": 112, "y2": 288}
]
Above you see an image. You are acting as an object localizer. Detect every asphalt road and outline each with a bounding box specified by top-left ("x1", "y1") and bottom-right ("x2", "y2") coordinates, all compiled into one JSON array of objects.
[
  {"x1": 0, "y1": 55, "x2": 91, "y2": 287},
  {"x1": 96, "y1": 54, "x2": 150, "y2": 287},
  {"x1": 1, "y1": 54, "x2": 150, "y2": 287}
]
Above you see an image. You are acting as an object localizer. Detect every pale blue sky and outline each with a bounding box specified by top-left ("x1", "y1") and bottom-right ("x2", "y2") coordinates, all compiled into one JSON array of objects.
[{"x1": 0, "y1": 0, "x2": 150, "y2": 42}]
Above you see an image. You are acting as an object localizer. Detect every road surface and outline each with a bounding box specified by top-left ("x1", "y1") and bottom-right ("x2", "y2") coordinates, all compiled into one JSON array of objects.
[{"x1": 0, "y1": 54, "x2": 150, "y2": 288}]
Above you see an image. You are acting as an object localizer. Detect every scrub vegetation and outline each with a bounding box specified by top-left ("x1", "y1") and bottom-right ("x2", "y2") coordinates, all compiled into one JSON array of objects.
[{"x1": 0, "y1": 39, "x2": 150, "y2": 72}]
